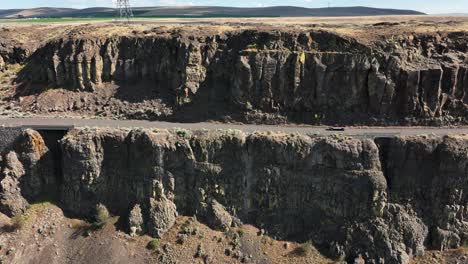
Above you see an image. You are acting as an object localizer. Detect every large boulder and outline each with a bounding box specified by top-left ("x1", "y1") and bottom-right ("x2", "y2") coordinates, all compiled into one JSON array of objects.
[
  {"x1": 205, "y1": 199, "x2": 234, "y2": 231},
  {"x1": 0, "y1": 129, "x2": 54, "y2": 217},
  {"x1": 14, "y1": 129, "x2": 55, "y2": 200},
  {"x1": 147, "y1": 197, "x2": 178, "y2": 238},
  {"x1": 0, "y1": 152, "x2": 28, "y2": 216}
]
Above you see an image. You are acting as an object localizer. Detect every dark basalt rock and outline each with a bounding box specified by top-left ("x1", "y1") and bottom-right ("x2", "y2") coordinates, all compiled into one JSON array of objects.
[
  {"x1": 147, "y1": 197, "x2": 178, "y2": 238},
  {"x1": 204, "y1": 199, "x2": 234, "y2": 231},
  {"x1": 0, "y1": 152, "x2": 28, "y2": 217}
]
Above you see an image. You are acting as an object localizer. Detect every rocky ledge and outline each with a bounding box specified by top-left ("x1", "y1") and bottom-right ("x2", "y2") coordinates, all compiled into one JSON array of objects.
[{"x1": 0, "y1": 128, "x2": 467, "y2": 263}]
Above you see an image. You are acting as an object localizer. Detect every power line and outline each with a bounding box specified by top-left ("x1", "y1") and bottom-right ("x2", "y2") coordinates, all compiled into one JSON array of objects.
[{"x1": 116, "y1": 0, "x2": 133, "y2": 24}]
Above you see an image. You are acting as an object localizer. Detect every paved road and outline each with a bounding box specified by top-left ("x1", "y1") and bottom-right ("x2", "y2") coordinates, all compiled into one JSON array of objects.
[{"x1": 1, "y1": 118, "x2": 468, "y2": 137}]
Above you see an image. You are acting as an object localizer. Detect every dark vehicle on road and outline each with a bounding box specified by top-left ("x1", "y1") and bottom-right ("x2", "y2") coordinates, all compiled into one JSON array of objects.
[{"x1": 326, "y1": 127, "x2": 346, "y2": 131}]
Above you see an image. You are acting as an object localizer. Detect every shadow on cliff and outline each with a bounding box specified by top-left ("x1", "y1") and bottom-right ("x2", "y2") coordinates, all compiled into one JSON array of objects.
[
  {"x1": 12, "y1": 57, "x2": 48, "y2": 98},
  {"x1": 0, "y1": 223, "x2": 16, "y2": 233},
  {"x1": 13, "y1": 80, "x2": 48, "y2": 98},
  {"x1": 111, "y1": 79, "x2": 173, "y2": 104},
  {"x1": 168, "y1": 70, "x2": 249, "y2": 123}
]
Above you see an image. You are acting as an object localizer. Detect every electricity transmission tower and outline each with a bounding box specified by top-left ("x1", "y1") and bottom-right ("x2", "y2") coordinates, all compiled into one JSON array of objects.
[{"x1": 116, "y1": 0, "x2": 134, "y2": 24}]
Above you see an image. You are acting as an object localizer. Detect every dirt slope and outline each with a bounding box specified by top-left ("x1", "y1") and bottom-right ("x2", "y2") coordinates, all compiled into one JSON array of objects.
[{"x1": 0, "y1": 203, "x2": 332, "y2": 264}]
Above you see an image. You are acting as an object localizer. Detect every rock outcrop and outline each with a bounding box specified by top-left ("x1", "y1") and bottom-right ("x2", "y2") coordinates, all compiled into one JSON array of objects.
[
  {"x1": 128, "y1": 204, "x2": 144, "y2": 236},
  {"x1": 0, "y1": 152, "x2": 28, "y2": 216},
  {"x1": 0, "y1": 39, "x2": 30, "y2": 67},
  {"x1": 14, "y1": 129, "x2": 56, "y2": 200},
  {"x1": 1, "y1": 128, "x2": 467, "y2": 263},
  {"x1": 21, "y1": 29, "x2": 468, "y2": 125},
  {"x1": 204, "y1": 199, "x2": 235, "y2": 231},
  {"x1": 0, "y1": 129, "x2": 55, "y2": 216},
  {"x1": 148, "y1": 197, "x2": 178, "y2": 238}
]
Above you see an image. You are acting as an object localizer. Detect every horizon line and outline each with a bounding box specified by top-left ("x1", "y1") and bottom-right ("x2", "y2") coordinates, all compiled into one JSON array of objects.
[{"x1": 0, "y1": 5, "x2": 431, "y2": 13}]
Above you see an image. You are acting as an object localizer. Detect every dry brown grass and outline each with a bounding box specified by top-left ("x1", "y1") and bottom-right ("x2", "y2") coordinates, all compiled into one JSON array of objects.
[
  {"x1": 0, "y1": 15, "x2": 465, "y2": 55},
  {"x1": 2, "y1": 15, "x2": 467, "y2": 40},
  {"x1": 327, "y1": 19, "x2": 468, "y2": 44}
]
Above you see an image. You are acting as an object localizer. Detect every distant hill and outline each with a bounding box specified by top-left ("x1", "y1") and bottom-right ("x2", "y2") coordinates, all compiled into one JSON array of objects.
[
  {"x1": 0, "y1": 6, "x2": 425, "y2": 19},
  {"x1": 0, "y1": 7, "x2": 75, "y2": 18}
]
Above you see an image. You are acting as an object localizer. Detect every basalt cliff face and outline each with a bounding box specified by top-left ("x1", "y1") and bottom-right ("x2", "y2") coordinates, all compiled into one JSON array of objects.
[
  {"x1": 0, "y1": 128, "x2": 467, "y2": 263},
  {"x1": 19, "y1": 28, "x2": 468, "y2": 124}
]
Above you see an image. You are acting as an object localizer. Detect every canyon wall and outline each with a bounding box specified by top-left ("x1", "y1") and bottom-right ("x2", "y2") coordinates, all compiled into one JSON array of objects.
[
  {"x1": 21, "y1": 29, "x2": 468, "y2": 124},
  {"x1": 0, "y1": 128, "x2": 467, "y2": 263}
]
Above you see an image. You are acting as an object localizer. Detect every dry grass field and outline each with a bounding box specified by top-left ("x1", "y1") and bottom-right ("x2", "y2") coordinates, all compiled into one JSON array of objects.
[{"x1": 2, "y1": 15, "x2": 466, "y2": 42}]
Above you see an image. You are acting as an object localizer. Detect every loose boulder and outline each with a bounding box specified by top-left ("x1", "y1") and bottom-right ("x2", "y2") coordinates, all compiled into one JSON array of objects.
[
  {"x1": 205, "y1": 199, "x2": 234, "y2": 231},
  {"x1": 0, "y1": 152, "x2": 28, "y2": 217},
  {"x1": 147, "y1": 197, "x2": 178, "y2": 238}
]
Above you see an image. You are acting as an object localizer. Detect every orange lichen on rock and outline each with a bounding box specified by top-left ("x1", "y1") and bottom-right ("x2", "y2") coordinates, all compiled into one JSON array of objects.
[{"x1": 23, "y1": 129, "x2": 47, "y2": 155}]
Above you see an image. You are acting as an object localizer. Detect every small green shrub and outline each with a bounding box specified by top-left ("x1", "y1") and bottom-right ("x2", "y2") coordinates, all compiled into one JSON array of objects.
[
  {"x1": 11, "y1": 213, "x2": 28, "y2": 229},
  {"x1": 231, "y1": 237, "x2": 241, "y2": 249},
  {"x1": 179, "y1": 219, "x2": 192, "y2": 234},
  {"x1": 92, "y1": 204, "x2": 119, "y2": 228},
  {"x1": 174, "y1": 128, "x2": 192, "y2": 139},
  {"x1": 195, "y1": 244, "x2": 205, "y2": 258},
  {"x1": 191, "y1": 227, "x2": 199, "y2": 236},
  {"x1": 177, "y1": 234, "x2": 188, "y2": 244},
  {"x1": 147, "y1": 239, "x2": 160, "y2": 250},
  {"x1": 95, "y1": 204, "x2": 110, "y2": 224},
  {"x1": 246, "y1": 43, "x2": 259, "y2": 50}
]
